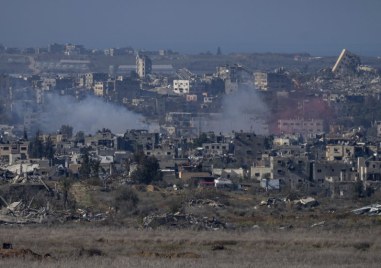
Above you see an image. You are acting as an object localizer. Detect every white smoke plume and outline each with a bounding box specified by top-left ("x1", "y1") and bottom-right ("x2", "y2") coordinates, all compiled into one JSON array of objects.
[
  {"x1": 202, "y1": 85, "x2": 269, "y2": 134},
  {"x1": 39, "y1": 94, "x2": 147, "y2": 134}
]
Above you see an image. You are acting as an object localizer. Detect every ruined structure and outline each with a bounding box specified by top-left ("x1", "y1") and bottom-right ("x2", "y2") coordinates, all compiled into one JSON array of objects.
[{"x1": 332, "y1": 49, "x2": 361, "y2": 75}]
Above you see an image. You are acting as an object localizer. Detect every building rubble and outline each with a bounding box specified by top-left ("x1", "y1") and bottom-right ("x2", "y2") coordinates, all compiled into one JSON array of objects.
[
  {"x1": 0, "y1": 200, "x2": 108, "y2": 225},
  {"x1": 260, "y1": 196, "x2": 319, "y2": 208},
  {"x1": 187, "y1": 199, "x2": 225, "y2": 208},
  {"x1": 351, "y1": 204, "x2": 381, "y2": 216}
]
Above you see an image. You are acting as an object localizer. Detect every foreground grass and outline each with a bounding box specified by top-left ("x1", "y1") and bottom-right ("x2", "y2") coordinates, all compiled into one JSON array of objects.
[{"x1": 1, "y1": 224, "x2": 381, "y2": 267}]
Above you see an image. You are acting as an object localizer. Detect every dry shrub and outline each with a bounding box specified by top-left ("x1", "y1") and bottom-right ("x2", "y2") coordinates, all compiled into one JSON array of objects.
[
  {"x1": 184, "y1": 189, "x2": 229, "y2": 206},
  {"x1": 161, "y1": 195, "x2": 185, "y2": 214},
  {"x1": 113, "y1": 186, "x2": 139, "y2": 216},
  {"x1": 79, "y1": 247, "x2": 103, "y2": 257},
  {"x1": 353, "y1": 242, "x2": 371, "y2": 251}
]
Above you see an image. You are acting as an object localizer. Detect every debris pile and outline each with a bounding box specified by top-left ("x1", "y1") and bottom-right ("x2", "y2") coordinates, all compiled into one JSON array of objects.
[
  {"x1": 295, "y1": 197, "x2": 319, "y2": 208},
  {"x1": 260, "y1": 197, "x2": 284, "y2": 207},
  {"x1": 311, "y1": 221, "x2": 325, "y2": 228},
  {"x1": 260, "y1": 196, "x2": 319, "y2": 209},
  {"x1": 352, "y1": 204, "x2": 381, "y2": 216},
  {"x1": 188, "y1": 199, "x2": 224, "y2": 208},
  {"x1": 143, "y1": 213, "x2": 226, "y2": 230},
  {"x1": 0, "y1": 201, "x2": 107, "y2": 225},
  {"x1": 0, "y1": 163, "x2": 47, "y2": 184},
  {"x1": 0, "y1": 201, "x2": 48, "y2": 224}
]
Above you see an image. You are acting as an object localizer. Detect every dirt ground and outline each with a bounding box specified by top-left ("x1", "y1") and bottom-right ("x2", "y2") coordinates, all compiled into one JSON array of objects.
[
  {"x1": 1, "y1": 224, "x2": 381, "y2": 268},
  {"x1": 1, "y1": 183, "x2": 381, "y2": 267}
]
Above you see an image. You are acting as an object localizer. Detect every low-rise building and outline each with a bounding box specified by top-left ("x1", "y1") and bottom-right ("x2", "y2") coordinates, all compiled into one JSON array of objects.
[
  {"x1": 254, "y1": 71, "x2": 291, "y2": 91},
  {"x1": 0, "y1": 141, "x2": 29, "y2": 164},
  {"x1": 93, "y1": 81, "x2": 105, "y2": 96},
  {"x1": 202, "y1": 142, "x2": 229, "y2": 156},
  {"x1": 173, "y1": 80, "x2": 190, "y2": 95},
  {"x1": 277, "y1": 118, "x2": 324, "y2": 136},
  {"x1": 325, "y1": 144, "x2": 355, "y2": 161}
]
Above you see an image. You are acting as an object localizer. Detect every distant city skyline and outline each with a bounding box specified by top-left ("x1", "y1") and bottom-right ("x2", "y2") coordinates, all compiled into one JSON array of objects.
[{"x1": 1, "y1": 0, "x2": 380, "y2": 56}]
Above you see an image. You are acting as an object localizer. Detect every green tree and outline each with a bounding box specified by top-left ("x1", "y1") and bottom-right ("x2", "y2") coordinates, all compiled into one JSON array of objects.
[
  {"x1": 60, "y1": 177, "x2": 73, "y2": 209},
  {"x1": 28, "y1": 130, "x2": 44, "y2": 158},
  {"x1": 74, "y1": 131, "x2": 85, "y2": 145},
  {"x1": 79, "y1": 148, "x2": 101, "y2": 179},
  {"x1": 131, "y1": 153, "x2": 162, "y2": 184},
  {"x1": 59, "y1": 125, "x2": 73, "y2": 138},
  {"x1": 354, "y1": 180, "x2": 364, "y2": 198},
  {"x1": 79, "y1": 149, "x2": 91, "y2": 179},
  {"x1": 90, "y1": 158, "x2": 101, "y2": 178},
  {"x1": 23, "y1": 127, "x2": 28, "y2": 141},
  {"x1": 44, "y1": 135, "x2": 55, "y2": 161},
  {"x1": 193, "y1": 132, "x2": 213, "y2": 148}
]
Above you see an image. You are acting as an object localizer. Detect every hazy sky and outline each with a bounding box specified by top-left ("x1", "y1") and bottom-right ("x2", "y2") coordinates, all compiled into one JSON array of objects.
[{"x1": 1, "y1": 0, "x2": 380, "y2": 56}]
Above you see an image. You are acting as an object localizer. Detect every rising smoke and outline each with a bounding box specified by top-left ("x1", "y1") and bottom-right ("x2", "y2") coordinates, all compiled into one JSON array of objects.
[
  {"x1": 38, "y1": 94, "x2": 146, "y2": 134},
  {"x1": 203, "y1": 85, "x2": 269, "y2": 134}
]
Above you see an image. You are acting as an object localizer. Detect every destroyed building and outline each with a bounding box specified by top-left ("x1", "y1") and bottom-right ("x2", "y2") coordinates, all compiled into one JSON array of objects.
[
  {"x1": 332, "y1": 49, "x2": 361, "y2": 75},
  {"x1": 277, "y1": 118, "x2": 324, "y2": 137},
  {"x1": 254, "y1": 71, "x2": 292, "y2": 91},
  {"x1": 117, "y1": 130, "x2": 159, "y2": 152},
  {"x1": 0, "y1": 141, "x2": 29, "y2": 165},
  {"x1": 233, "y1": 132, "x2": 270, "y2": 167},
  {"x1": 136, "y1": 54, "x2": 152, "y2": 78}
]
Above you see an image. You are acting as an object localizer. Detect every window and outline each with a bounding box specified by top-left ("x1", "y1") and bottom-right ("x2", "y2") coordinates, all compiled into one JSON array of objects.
[{"x1": 255, "y1": 173, "x2": 260, "y2": 177}]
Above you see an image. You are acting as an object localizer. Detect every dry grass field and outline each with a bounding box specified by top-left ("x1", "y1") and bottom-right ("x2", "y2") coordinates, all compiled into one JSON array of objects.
[
  {"x1": 2, "y1": 183, "x2": 381, "y2": 267},
  {"x1": 1, "y1": 224, "x2": 381, "y2": 268}
]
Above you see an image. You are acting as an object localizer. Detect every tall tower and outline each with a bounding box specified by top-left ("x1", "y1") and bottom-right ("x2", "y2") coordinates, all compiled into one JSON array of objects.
[{"x1": 136, "y1": 54, "x2": 152, "y2": 78}]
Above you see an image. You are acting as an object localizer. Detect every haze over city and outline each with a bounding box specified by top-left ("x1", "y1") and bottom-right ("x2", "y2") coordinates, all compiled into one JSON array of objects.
[
  {"x1": 1, "y1": 0, "x2": 381, "y2": 55},
  {"x1": 1, "y1": 1, "x2": 381, "y2": 267}
]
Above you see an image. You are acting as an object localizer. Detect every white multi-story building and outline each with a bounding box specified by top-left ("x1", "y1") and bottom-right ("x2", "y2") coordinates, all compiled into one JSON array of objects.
[
  {"x1": 173, "y1": 80, "x2": 190, "y2": 94},
  {"x1": 93, "y1": 82, "x2": 104, "y2": 96},
  {"x1": 136, "y1": 55, "x2": 152, "y2": 78}
]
